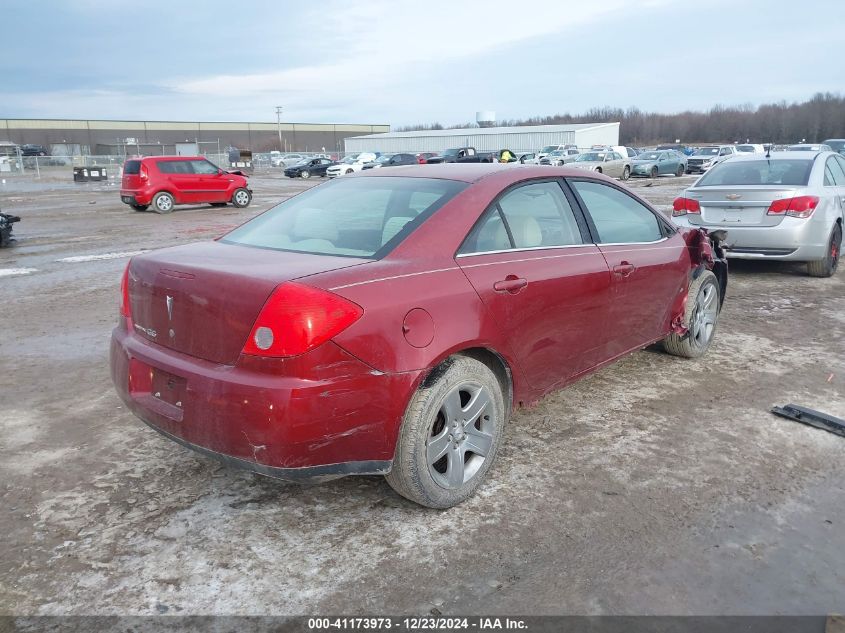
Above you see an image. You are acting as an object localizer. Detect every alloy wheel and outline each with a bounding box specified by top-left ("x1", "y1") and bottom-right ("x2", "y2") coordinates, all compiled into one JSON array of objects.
[
  {"x1": 426, "y1": 382, "x2": 496, "y2": 489},
  {"x1": 234, "y1": 190, "x2": 250, "y2": 206},
  {"x1": 690, "y1": 282, "x2": 718, "y2": 347}
]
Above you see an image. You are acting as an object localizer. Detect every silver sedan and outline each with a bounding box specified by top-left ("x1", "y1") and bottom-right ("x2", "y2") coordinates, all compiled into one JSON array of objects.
[{"x1": 671, "y1": 151, "x2": 844, "y2": 276}]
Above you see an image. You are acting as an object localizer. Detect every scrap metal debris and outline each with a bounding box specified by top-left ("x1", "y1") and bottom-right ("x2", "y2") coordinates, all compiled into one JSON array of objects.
[
  {"x1": 0, "y1": 208, "x2": 21, "y2": 247},
  {"x1": 772, "y1": 404, "x2": 845, "y2": 438}
]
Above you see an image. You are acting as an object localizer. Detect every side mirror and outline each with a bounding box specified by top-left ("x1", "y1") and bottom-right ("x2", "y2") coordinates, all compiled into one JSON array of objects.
[{"x1": 217, "y1": 168, "x2": 224, "y2": 175}]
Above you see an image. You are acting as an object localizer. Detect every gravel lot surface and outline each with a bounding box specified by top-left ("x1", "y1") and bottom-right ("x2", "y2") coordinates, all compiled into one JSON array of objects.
[{"x1": 1, "y1": 168, "x2": 843, "y2": 616}]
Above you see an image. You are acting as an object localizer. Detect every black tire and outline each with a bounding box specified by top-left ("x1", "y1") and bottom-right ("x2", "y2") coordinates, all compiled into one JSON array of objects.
[
  {"x1": 386, "y1": 356, "x2": 507, "y2": 509},
  {"x1": 621, "y1": 166, "x2": 631, "y2": 181},
  {"x1": 152, "y1": 192, "x2": 174, "y2": 214},
  {"x1": 676, "y1": 165, "x2": 685, "y2": 177},
  {"x1": 663, "y1": 270, "x2": 721, "y2": 359},
  {"x1": 807, "y1": 223, "x2": 842, "y2": 278},
  {"x1": 345, "y1": 169, "x2": 354, "y2": 175},
  {"x1": 210, "y1": 202, "x2": 227, "y2": 207},
  {"x1": 595, "y1": 167, "x2": 603, "y2": 174},
  {"x1": 650, "y1": 166, "x2": 658, "y2": 178},
  {"x1": 300, "y1": 170, "x2": 311, "y2": 179},
  {"x1": 685, "y1": 170, "x2": 692, "y2": 175},
  {"x1": 231, "y1": 188, "x2": 251, "y2": 208},
  {"x1": 130, "y1": 203, "x2": 148, "y2": 211}
]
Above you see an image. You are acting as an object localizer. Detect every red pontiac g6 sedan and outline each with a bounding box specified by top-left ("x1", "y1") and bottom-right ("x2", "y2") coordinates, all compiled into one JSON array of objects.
[{"x1": 111, "y1": 164, "x2": 727, "y2": 508}]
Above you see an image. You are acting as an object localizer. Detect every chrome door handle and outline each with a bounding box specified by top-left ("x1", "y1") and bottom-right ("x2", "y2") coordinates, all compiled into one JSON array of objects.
[
  {"x1": 612, "y1": 262, "x2": 636, "y2": 277},
  {"x1": 493, "y1": 276, "x2": 528, "y2": 294}
]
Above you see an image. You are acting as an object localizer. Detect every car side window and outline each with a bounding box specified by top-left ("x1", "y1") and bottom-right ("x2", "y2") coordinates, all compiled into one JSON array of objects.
[
  {"x1": 825, "y1": 157, "x2": 845, "y2": 185},
  {"x1": 835, "y1": 154, "x2": 845, "y2": 178},
  {"x1": 570, "y1": 180, "x2": 663, "y2": 244},
  {"x1": 459, "y1": 181, "x2": 583, "y2": 254},
  {"x1": 158, "y1": 160, "x2": 193, "y2": 174},
  {"x1": 191, "y1": 160, "x2": 219, "y2": 175}
]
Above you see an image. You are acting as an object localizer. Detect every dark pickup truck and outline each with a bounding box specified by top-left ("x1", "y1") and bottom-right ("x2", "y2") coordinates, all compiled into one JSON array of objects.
[{"x1": 426, "y1": 147, "x2": 517, "y2": 164}]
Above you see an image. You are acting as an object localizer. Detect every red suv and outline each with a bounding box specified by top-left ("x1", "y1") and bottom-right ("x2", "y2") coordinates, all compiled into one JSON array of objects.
[{"x1": 120, "y1": 156, "x2": 252, "y2": 214}]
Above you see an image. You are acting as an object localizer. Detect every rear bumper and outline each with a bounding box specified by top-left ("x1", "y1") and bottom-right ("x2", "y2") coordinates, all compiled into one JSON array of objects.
[
  {"x1": 120, "y1": 189, "x2": 153, "y2": 205},
  {"x1": 674, "y1": 215, "x2": 833, "y2": 261},
  {"x1": 110, "y1": 324, "x2": 421, "y2": 479}
]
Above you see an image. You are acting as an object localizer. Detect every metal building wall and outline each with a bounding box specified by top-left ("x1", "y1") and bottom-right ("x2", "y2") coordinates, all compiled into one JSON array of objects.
[
  {"x1": 344, "y1": 123, "x2": 619, "y2": 154},
  {"x1": 0, "y1": 119, "x2": 390, "y2": 154},
  {"x1": 572, "y1": 123, "x2": 621, "y2": 149}
]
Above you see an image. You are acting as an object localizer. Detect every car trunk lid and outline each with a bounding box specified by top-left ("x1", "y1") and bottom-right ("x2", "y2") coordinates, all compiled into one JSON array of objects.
[
  {"x1": 685, "y1": 186, "x2": 804, "y2": 227},
  {"x1": 127, "y1": 241, "x2": 369, "y2": 365}
]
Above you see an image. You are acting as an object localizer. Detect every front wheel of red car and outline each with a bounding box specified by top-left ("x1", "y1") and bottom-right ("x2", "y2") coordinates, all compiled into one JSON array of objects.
[
  {"x1": 663, "y1": 270, "x2": 721, "y2": 358},
  {"x1": 386, "y1": 356, "x2": 507, "y2": 509},
  {"x1": 231, "y1": 188, "x2": 251, "y2": 208}
]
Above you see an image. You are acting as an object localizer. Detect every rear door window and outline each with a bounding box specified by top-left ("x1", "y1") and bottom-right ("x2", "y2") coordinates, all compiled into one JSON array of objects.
[
  {"x1": 459, "y1": 181, "x2": 583, "y2": 254},
  {"x1": 824, "y1": 157, "x2": 845, "y2": 185},
  {"x1": 157, "y1": 160, "x2": 194, "y2": 174},
  {"x1": 570, "y1": 180, "x2": 663, "y2": 244}
]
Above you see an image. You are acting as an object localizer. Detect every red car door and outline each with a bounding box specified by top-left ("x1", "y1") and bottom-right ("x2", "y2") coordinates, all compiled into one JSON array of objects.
[
  {"x1": 568, "y1": 179, "x2": 690, "y2": 357},
  {"x1": 190, "y1": 158, "x2": 231, "y2": 203},
  {"x1": 456, "y1": 180, "x2": 613, "y2": 391},
  {"x1": 155, "y1": 159, "x2": 197, "y2": 203}
]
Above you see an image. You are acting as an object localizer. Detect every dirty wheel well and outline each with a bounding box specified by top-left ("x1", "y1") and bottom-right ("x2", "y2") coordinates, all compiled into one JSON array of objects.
[
  {"x1": 423, "y1": 348, "x2": 513, "y2": 414},
  {"x1": 712, "y1": 261, "x2": 728, "y2": 305}
]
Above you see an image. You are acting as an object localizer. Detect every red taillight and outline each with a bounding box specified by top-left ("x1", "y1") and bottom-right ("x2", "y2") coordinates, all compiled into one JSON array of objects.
[
  {"x1": 242, "y1": 282, "x2": 363, "y2": 358},
  {"x1": 119, "y1": 263, "x2": 132, "y2": 320},
  {"x1": 672, "y1": 197, "x2": 701, "y2": 216},
  {"x1": 767, "y1": 195, "x2": 819, "y2": 219},
  {"x1": 139, "y1": 164, "x2": 149, "y2": 181}
]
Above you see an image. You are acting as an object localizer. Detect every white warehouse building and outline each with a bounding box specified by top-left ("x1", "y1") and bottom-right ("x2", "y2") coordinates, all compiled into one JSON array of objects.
[{"x1": 343, "y1": 122, "x2": 620, "y2": 154}]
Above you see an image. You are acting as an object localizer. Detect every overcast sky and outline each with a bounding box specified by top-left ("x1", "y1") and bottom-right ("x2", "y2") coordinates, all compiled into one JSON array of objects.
[{"x1": 3, "y1": 0, "x2": 843, "y2": 127}]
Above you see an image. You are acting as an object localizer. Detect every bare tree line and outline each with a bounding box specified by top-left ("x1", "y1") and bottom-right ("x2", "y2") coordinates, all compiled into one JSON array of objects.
[{"x1": 397, "y1": 93, "x2": 845, "y2": 145}]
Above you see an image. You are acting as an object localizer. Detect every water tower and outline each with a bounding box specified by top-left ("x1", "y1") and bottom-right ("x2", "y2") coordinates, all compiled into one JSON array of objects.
[{"x1": 476, "y1": 111, "x2": 496, "y2": 128}]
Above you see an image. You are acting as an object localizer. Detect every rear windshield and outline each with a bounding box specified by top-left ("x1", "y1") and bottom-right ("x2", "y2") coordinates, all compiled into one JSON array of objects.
[
  {"x1": 693, "y1": 148, "x2": 720, "y2": 156},
  {"x1": 696, "y1": 159, "x2": 813, "y2": 186},
  {"x1": 221, "y1": 177, "x2": 467, "y2": 258},
  {"x1": 123, "y1": 160, "x2": 141, "y2": 174}
]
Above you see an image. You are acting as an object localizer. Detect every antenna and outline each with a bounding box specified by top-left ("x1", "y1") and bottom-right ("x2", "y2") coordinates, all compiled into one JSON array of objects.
[{"x1": 765, "y1": 143, "x2": 771, "y2": 159}]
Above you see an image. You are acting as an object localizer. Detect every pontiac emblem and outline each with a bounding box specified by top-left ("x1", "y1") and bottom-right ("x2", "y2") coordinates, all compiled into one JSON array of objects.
[
  {"x1": 725, "y1": 194, "x2": 742, "y2": 200},
  {"x1": 166, "y1": 295, "x2": 174, "y2": 321}
]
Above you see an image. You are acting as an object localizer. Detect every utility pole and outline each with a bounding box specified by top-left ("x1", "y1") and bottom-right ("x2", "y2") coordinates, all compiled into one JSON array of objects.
[{"x1": 276, "y1": 106, "x2": 283, "y2": 151}]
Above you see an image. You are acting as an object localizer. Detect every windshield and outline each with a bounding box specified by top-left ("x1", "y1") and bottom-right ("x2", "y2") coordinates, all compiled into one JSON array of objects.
[
  {"x1": 540, "y1": 146, "x2": 558, "y2": 153},
  {"x1": 548, "y1": 150, "x2": 565, "y2": 157},
  {"x1": 696, "y1": 159, "x2": 813, "y2": 187},
  {"x1": 294, "y1": 159, "x2": 311, "y2": 166},
  {"x1": 221, "y1": 177, "x2": 468, "y2": 258},
  {"x1": 788, "y1": 145, "x2": 818, "y2": 151},
  {"x1": 636, "y1": 152, "x2": 660, "y2": 161},
  {"x1": 693, "y1": 148, "x2": 720, "y2": 156},
  {"x1": 374, "y1": 155, "x2": 394, "y2": 164},
  {"x1": 736, "y1": 145, "x2": 756, "y2": 153},
  {"x1": 825, "y1": 140, "x2": 845, "y2": 152},
  {"x1": 443, "y1": 149, "x2": 460, "y2": 157},
  {"x1": 576, "y1": 152, "x2": 606, "y2": 162}
]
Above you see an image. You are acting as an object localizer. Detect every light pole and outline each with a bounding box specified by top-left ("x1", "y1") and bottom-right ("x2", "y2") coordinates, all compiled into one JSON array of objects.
[{"x1": 276, "y1": 106, "x2": 283, "y2": 151}]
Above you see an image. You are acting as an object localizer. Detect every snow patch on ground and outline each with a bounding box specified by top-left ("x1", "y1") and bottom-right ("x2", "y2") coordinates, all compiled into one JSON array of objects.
[{"x1": 57, "y1": 251, "x2": 147, "y2": 263}]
